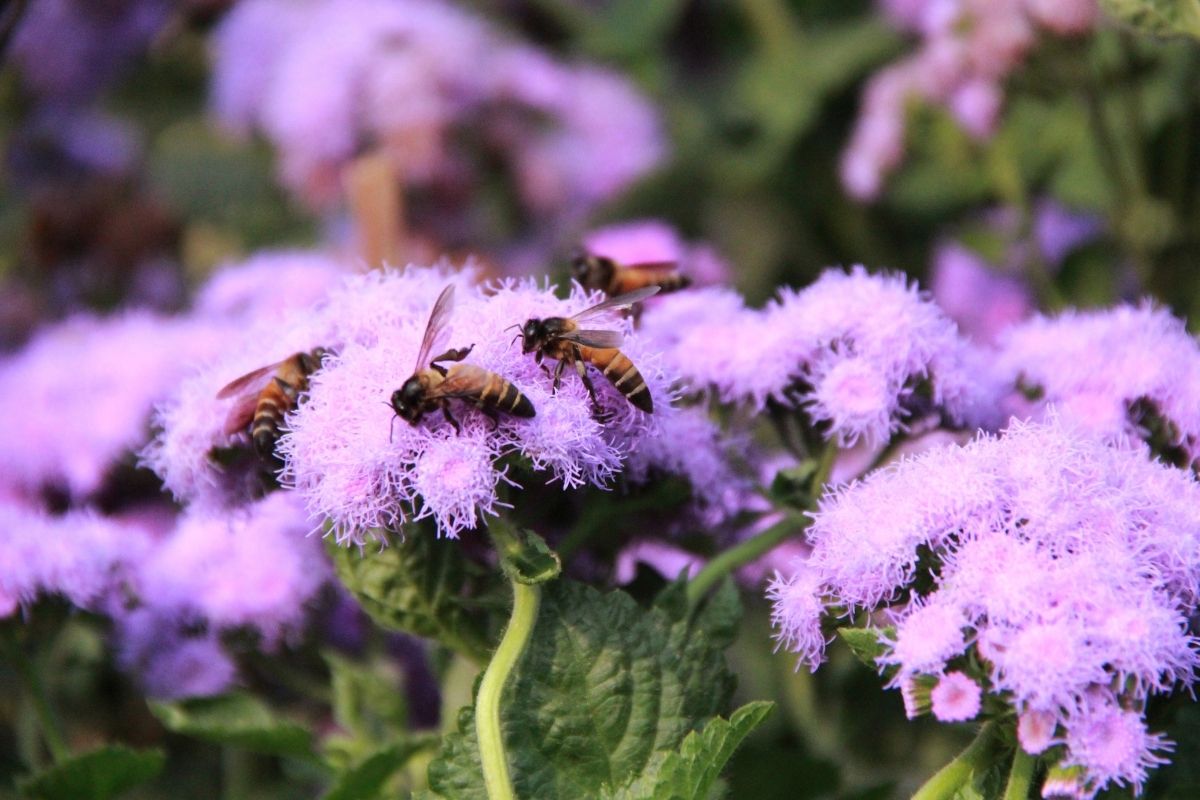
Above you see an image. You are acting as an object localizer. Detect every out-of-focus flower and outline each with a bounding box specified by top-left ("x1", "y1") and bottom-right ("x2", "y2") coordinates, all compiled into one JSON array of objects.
[
  {"x1": 135, "y1": 492, "x2": 328, "y2": 642},
  {"x1": 195, "y1": 250, "x2": 351, "y2": 322},
  {"x1": 0, "y1": 499, "x2": 152, "y2": 615},
  {"x1": 768, "y1": 417, "x2": 1200, "y2": 796},
  {"x1": 642, "y1": 266, "x2": 998, "y2": 446},
  {"x1": 115, "y1": 609, "x2": 238, "y2": 700},
  {"x1": 614, "y1": 540, "x2": 703, "y2": 584},
  {"x1": 995, "y1": 303, "x2": 1200, "y2": 465},
  {"x1": 582, "y1": 219, "x2": 732, "y2": 286},
  {"x1": 930, "y1": 241, "x2": 1032, "y2": 343},
  {"x1": 0, "y1": 311, "x2": 229, "y2": 501},
  {"x1": 10, "y1": 0, "x2": 175, "y2": 105},
  {"x1": 211, "y1": 0, "x2": 664, "y2": 218},
  {"x1": 844, "y1": 0, "x2": 1100, "y2": 199}
]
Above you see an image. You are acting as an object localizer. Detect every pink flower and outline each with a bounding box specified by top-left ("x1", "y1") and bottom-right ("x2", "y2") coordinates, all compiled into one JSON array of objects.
[
  {"x1": 1063, "y1": 691, "x2": 1172, "y2": 796},
  {"x1": 930, "y1": 671, "x2": 982, "y2": 722},
  {"x1": 1018, "y1": 708, "x2": 1060, "y2": 754},
  {"x1": 615, "y1": 540, "x2": 704, "y2": 584},
  {"x1": 930, "y1": 240, "x2": 1032, "y2": 343}
]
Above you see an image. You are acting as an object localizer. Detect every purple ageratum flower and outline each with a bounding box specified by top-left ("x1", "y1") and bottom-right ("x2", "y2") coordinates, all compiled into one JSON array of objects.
[
  {"x1": 0, "y1": 311, "x2": 231, "y2": 501},
  {"x1": 930, "y1": 671, "x2": 982, "y2": 722},
  {"x1": 842, "y1": 0, "x2": 1098, "y2": 199},
  {"x1": 210, "y1": 0, "x2": 663, "y2": 214},
  {"x1": 1063, "y1": 690, "x2": 1172, "y2": 797},
  {"x1": 144, "y1": 264, "x2": 479, "y2": 506},
  {"x1": 115, "y1": 609, "x2": 238, "y2": 700},
  {"x1": 1033, "y1": 199, "x2": 1103, "y2": 268},
  {"x1": 194, "y1": 250, "x2": 351, "y2": 323},
  {"x1": 135, "y1": 492, "x2": 328, "y2": 643},
  {"x1": 643, "y1": 267, "x2": 997, "y2": 447},
  {"x1": 769, "y1": 417, "x2": 1200, "y2": 795},
  {"x1": 10, "y1": 0, "x2": 174, "y2": 105},
  {"x1": 931, "y1": 240, "x2": 1032, "y2": 344},
  {"x1": 995, "y1": 303, "x2": 1200, "y2": 465},
  {"x1": 281, "y1": 273, "x2": 714, "y2": 541},
  {"x1": 0, "y1": 498, "x2": 152, "y2": 616},
  {"x1": 582, "y1": 219, "x2": 732, "y2": 286}
]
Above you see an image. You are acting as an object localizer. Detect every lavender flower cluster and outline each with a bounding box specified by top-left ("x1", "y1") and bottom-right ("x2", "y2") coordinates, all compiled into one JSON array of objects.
[
  {"x1": 211, "y1": 0, "x2": 664, "y2": 218},
  {"x1": 843, "y1": 0, "x2": 1099, "y2": 199}
]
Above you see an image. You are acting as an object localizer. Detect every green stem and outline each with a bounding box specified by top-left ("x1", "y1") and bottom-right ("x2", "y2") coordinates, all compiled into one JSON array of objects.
[
  {"x1": 812, "y1": 442, "x2": 838, "y2": 491},
  {"x1": 911, "y1": 722, "x2": 1003, "y2": 800},
  {"x1": 686, "y1": 515, "x2": 807, "y2": 604},
  {"x1": 2, "y1": 631, "x2": 69, "y2": 765},
  {"x1": 476, "y1": 580, "x2": 540, "y2": 800},
  {"x1": 1003, "y1": 747, "x2": 1036, "y2": 800}
]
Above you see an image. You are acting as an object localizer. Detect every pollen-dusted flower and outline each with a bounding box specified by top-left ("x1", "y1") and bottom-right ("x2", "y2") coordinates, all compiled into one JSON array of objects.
[
  {"x1": 768, "y1": 417, "x2": 1200, "y2": 795},
  {"x1": 995, "y1": 303, "x2": 1200, "y2": 465}
]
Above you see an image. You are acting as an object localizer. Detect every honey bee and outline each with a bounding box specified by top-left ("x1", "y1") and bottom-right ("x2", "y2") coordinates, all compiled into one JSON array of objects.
[
  {"x1": 518, "y1": 286, "x2": 659, "y2": 414},
  {"x1": 217, "y1": 348, "x2": 329, "y2": 459},
  {"x1": 391, "y1": 285, "x2": 535, "y2": 432},
  {"x1": 571, "y1": 252, "x2": 691, "y2": 297}
]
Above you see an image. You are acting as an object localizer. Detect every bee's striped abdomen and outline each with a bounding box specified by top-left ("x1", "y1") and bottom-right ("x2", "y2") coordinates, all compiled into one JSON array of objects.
[
  {"x1": 477, "y1": 372, "x2": 536, "y2": 418},
  {"x1": 616, "y1": 270, "x2": 691, "y2": 295},
  {"x1": 582, "y1": 346, "x2": 653, "y2": 413}
]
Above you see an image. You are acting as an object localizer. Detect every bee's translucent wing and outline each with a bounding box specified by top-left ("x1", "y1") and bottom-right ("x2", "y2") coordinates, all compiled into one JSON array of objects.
[
  {"x1": 570, "y1": 286, "x2": 660, "y2": 322},
  {"x1": 216, "y1": 362, "x2": 280, "y2": 399},
  {"x1": 556, "y1": 329, "x2": 624, "y2": 349},
  {"x1": 223, "y1": 395, "x2": 260, "y2": 437},
  {"x1": 428, "y1": 363, "x2": 490, "y2": 399},
  {"x1": 414, "y1": 285, "x2": 455, "y2": 371}
]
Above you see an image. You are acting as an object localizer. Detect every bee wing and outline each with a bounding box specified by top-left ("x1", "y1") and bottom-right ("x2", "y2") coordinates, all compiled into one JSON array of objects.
[
  {"x1": 223, "y1": 394, "x2": 260, "y2": 437},
  {"x1": 556, "y1": 329, "x2": 624, "y2": 349},
  {"x1": 414, "y1": 285, "x2": 455, "y2": 371},
  {"x1": 216, "y1": 362, "x2": 279, "y2": 399},
  {"x1": 570, "y1": 285, "x2": 660, "y2": 322},
  {"x1": 426, "y1": 363, "x2": 490, "y2": 399}
]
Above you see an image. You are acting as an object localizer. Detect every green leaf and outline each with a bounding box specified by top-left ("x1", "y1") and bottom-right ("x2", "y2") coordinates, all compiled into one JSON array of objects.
[
  {"x1": 327, "y1": 534, "x2": 490, "y2": 663},
  {"x1": 19, "y1": 746, "x2": 164, "y2": 800},
  {"x1": 325, "y1": 652, "x2": 408, "y2": 745},
  {"x1": 425, "y1": 580, "x2": 740, "y2": 799},
  {"x1": 488, "y1": 518, "x2": 562, "y2": 586},
  {"x1": 320, "y1": 739, "x2": 437, "y2": 800},
  {"x1": 149, "y1": 692, "x2": 318, "y2": 761},
  {"x1": 1101, "y1": 0, "x2": 1200, "y2": 40},
  {"x1": 837, "y1": 627, "x2": 891, "y2": 669},
  {"x1": 599, "y1": 702, "x2": 774, "y2": 800}
]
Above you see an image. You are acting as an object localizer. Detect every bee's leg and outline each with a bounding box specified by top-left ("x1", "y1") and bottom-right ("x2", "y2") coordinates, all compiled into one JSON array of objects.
[
  {"x1": 431, "y1": 345, "x2": 474, "y2": 365},
  {"x1": 441, "y1": 401, "x2": 463, "y2": 435},
  {"x1": 576, "y1": 366, "x2": 607, "y2": 419},
  {"x1": 551, "y1": 358, "x2": 568, "y2": 393}
]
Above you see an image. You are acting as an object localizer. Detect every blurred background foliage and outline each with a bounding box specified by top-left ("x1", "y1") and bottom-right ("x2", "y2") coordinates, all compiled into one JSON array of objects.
[{"x1": 2, "y1": 0, "x2": 1200, "y2": 798}]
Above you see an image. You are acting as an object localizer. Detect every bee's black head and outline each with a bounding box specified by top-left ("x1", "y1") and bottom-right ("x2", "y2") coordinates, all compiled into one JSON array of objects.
[
  {"x1": 570, "y1": 253, "x2": 614, "y2": 290},
  {"x1": 390, "y1": 377, "x2": 425, "y2": 423},
  {"x1": 520, "y1": 319, "x2": 546, "y2": 353}
]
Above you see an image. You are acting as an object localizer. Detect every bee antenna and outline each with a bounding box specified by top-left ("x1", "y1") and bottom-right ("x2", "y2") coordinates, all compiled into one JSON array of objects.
[
  {"x1": 504, "y1": 324, "x2": 521, "y2": 333},
  {"x1": 385, "y1": 403, "x2": 399, "y2": 443}
]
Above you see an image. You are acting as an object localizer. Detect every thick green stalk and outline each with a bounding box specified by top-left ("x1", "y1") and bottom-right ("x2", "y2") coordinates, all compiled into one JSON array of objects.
[
  {"x1": 475, "y1": 580, "x2": 540, "y2": 800},
  {"x1": 910, "y1": 722, "x2": 1003, "y2": 800},
  {"x1": 1003, "y1": 747, "x2": 1036, "y2": 800},
  {"x1": 2, "y1": 632, "x2": 69, "y2": 765},
  {"x1": 686, "y1": 515, "x2": 806, "y2": 604}
]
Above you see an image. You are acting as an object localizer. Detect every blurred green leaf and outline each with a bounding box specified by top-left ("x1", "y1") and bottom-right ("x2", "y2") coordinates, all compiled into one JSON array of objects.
[
  {"x1": 1102, "y1": 0, "x2": 1200, "y2": 40},
  {"x1": 320, "y1": 739, "x2": 437, "y2": 800},
  {"x1": 324, "y1": 652, "x2": 408, "y2": 761},
  {"x1": 150, "y1": 692, "x2": 318, "y2": 761},
  {"x1": 836, "y1": 627, "x2": 890, "y2": 669},
  {"x1": 18, "y1": 746, "x2": 164, "y2": 800},
  {"x1": 425, "y1": 579, "x2": 739, "y2": 798},
  {"x1": 327, "y1": 533, "x2": 491, "y2": 664}
]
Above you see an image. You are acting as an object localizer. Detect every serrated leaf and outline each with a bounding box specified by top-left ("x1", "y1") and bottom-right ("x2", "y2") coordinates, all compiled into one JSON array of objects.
[
  {"x1": 600, "y1": 702, "x2": 774, "y2": 800},
  {"x1": 489, "y1": 518, "x2": 561, "y2": 586},
  {"x1": 327, "y1": 535, "x2": 490, "y2": 664},
  {"x1": 425, "y1": 580, "x2": 740, "y2": 799},
  {"x1": 18, "y1": 746, "x2": 164, "y2": 800},
  {"x1": 150, "y1": 692, "x2": 317, "y2": 761},
  {"x1": 321, "y1": 738, "x2": 436, "y2": 800},
  {"x1": 837, "y1": 627, "x2": 890, "y2": 669},
  {"x1": 1102, "y1": 0, "x2": 1200, "y2": 39}
]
